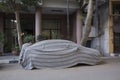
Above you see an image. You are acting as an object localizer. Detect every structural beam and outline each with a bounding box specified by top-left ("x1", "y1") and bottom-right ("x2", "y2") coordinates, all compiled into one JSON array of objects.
[{"x1": 35, "y1": 7, "x2": 42, "y2": 42}]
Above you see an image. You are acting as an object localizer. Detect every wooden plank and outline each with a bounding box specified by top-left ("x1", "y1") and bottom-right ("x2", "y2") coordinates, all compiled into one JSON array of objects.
[{"x1": 109, "y1": 1, "x2": 114, "y2": 53}]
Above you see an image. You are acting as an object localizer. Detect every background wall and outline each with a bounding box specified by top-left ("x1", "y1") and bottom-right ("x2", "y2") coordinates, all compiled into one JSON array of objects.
[{"x1": 92, "y1": 1, "x2": 110, "y2": 56}]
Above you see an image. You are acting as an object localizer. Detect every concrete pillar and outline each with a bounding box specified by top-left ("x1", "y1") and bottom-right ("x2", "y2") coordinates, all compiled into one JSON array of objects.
[
  {"x1": 76, "y1": 10, "x2": 82, "y2": 44},
  {"x1": 35, "y1": 7, "x2": 42, "y2": 42}
]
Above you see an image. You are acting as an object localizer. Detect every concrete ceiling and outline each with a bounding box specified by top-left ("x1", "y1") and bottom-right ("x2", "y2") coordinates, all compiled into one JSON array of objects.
[
  {"x1": 24, "y1": 0, "x2": 79, "y2": 15},
  {"x1": 42, "y1": 0, "x2": 79, "y2": 14},
  {"x1": 42, "y1": 7, "x2": 78, "y2": 15}
]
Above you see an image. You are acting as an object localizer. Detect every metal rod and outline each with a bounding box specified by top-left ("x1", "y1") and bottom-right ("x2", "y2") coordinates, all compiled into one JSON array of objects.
[{"x1": 67, "y1": 0, "x2": 70, "y2": 39}]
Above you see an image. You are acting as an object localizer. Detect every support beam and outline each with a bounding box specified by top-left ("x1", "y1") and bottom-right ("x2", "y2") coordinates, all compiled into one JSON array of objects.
[
  {"x1": 35, "y1": 7, "x2": 42, "y2": 42},
  {"x1": 67, "y1": 0, "x2": 70, "y2": 39},
  {"x1": 76, "y1": 10, "x2": 82, "y2": 44},
  {"x1": 109, "y1": 0, "x2": 114, "y2": 53}
]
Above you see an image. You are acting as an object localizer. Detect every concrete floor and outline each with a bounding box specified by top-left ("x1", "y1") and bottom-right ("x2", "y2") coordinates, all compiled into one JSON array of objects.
[{"x1": 0, "y1": 57, "x2": 120, "y2": 80}]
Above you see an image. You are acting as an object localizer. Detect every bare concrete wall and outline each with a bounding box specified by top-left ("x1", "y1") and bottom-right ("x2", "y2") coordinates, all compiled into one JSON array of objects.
[{"x1": 92, "y1": 2, "x2": 109, "y2": 56}]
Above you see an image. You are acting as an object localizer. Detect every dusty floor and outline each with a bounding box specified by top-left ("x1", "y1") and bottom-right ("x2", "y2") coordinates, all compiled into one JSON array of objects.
[{"x1": 0, "y1": 57, "x2": 120, "y2": 80}]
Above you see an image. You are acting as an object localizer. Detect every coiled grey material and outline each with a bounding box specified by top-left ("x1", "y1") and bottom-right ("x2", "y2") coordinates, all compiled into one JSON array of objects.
[{"x1": 19, "y1": 40, "x2": 101, "y2": 70}]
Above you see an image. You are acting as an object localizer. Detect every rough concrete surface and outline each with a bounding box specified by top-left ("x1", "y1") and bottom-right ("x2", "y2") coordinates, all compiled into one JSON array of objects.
[{"x1": 0, "y1": 57, "x2": 120, "y2": 80}]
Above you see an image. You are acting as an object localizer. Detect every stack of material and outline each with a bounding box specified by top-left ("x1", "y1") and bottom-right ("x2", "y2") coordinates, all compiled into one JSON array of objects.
[{"x1": 19, "y1": 40, "x2": 101, "y2": 70}]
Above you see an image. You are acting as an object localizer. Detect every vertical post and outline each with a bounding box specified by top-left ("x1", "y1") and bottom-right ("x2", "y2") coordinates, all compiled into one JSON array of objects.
[
  {"x1": 109, "y1": 0, "x2": 114, "y2": 54},
  {"x1": 67, "y1": 0, "x2": 70, "y2": 39},
  {"x1": 76, "y1": 10, "x2": 82, "y2": 44},
  {"x1": 35, "y1": 7, "x2": 42, "y2": 42}
]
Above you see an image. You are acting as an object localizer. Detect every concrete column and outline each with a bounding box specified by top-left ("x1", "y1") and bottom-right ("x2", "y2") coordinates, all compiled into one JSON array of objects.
[
  {"x1": 76, "y1": 10, "x2": 82, "y2": 44},
  {"x1": 35, "y1": 7, "x2": 42, "y2": 42}
]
